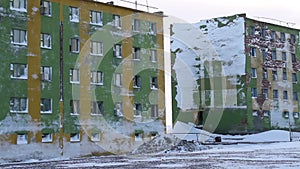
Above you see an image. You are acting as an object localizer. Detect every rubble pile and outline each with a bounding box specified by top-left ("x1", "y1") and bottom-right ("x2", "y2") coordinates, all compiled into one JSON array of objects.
[{"x1": 165, "y1": 140, "x2": 209, "y2": 153}]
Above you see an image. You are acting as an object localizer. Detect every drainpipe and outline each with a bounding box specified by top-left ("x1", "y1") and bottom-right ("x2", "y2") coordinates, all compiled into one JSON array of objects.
[{"x1": 59, "y1": 21, "x2": 64, "y2": 156}]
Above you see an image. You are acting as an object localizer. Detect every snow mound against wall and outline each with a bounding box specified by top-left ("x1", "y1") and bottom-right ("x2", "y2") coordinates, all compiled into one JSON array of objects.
[{"x1": 165, "y1": 140, "x2": 209, "y2": 153}]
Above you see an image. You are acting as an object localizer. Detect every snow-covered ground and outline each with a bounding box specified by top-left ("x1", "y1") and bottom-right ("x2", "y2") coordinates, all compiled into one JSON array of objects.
[{"x1": 1, "y1": 126, "x2": 300, "y2": 168}]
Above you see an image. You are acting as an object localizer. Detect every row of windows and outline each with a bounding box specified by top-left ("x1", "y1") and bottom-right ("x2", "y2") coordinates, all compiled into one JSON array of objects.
[
  {"x1": 250, "y1": 26, "x2": 296, "y2": 44},
  {"x1": 10, "y1": 97, "x2": 159, "y2": 118},
  {"x1": 252, "y1": 110, "x2": 299, "y2": 119},
  {"x1": 251, "y1": 67, "x2": 298, "y2": 82},
  {"x1": 251, "y1": 88, "x2": 298, "y2": 101},
  {"x1": 11, "y1": 64, "x2": 52, "y2": 81},
  {"x1": 249, "y1": 47, "x2": 296, "y2": 62}
]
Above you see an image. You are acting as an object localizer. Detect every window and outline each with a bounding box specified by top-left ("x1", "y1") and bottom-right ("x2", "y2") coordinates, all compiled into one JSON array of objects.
[
  {"x1": 114, "y1": 44, "x2": 122, "y2": 58},
  {"x1": 293, "y1": 92, "x2": 298, "y2": 101},
  {"x1": 283, "y1": 111, "x2": 289, "y2": 118},
  {"x1": 42, "y1": 133, "x2": 53, "y2": 143},
  {"x1": 271, "y1": 31, "x2": 276, "y2": 40},
  {"x1": 283, "y1": 91, "x2": 288, "y2": 100},
  {"x1": 134, "y1": 103, "x2": 142, "y2": 117},
  {"x1": 262, "y1": 48, "x2": 267, "y2": 62},
  {"x1": 294, "y1": 112, "x2": 299, "y2": 119},
  {"x1": 282, "y1": 52, "x2": 286, "y2": 61},
  {"x1": 69, "y1": 6, "x2": 79, "y2": 22},
  {"x1": 40, "y1": 33, "x2": 51, "y2": 49},
  {"x1": 151, "y1": 104, "x2": 158, "y2": 118},
  {"x1": 134, "y1": 132, "x2": 143, "y2": 141},
  {"x1": 10, "y1": 97, "x2": 27, "y2": 113},
  {"x1": 250, "y1": 47, "x2": 256, "y2": 57},
  {"x1": 272, "y1": 70, "x2": 278, "y2": 80},
  {"x1": 252, "y1": 110, "x2": 258, "y2": 116},
  {"x1": 17, "y1": 133, "x2": 28, "y2": 144},
  {"x1": 41, "y1": 98, "x2": 52, "y2": 113},
  {"x1": 11, "y1": 29, "x2": 27, "y2": 45},
  {"x1": 41, "y1": 66, "x2": 52, "y2": 81},
  {"x1": 133, "y1": 19, "x2": 140, "y2": 32},
  {"x1": 291, "y1": 53, "x2": 296, "y2": 62},
  {"x1": 280, "y1": 32, "x2": 285, "y2": 42},
  {"x1": 151, "y1": 77, "x2": 158, "y2": 89},
  {"x1": 262, "y1": 89, "x2": 268, "y2": 99},
  {"x1": 70, "y1": 133, "x2": 80, "y2": 142},
  {"x1": 91, "y1": 132, "x2": 100, "y2": 142},
  {"x1": 133, "y1": 75, "x2": 142, "y2": 88},
  {"x1": 70, "y1": 100, "x2": 80, "y2": 115},
  {"x1": 70, "y1": 38, "x2": 80, "y2": 53},
  {"x1": 251, "y1": 88, "x2": 258, "y2": 97},
  {"x1": 263, "y1": 110, "x2": 270, "y2": 117},
  {"x1": 114, "y1": 102, "x2": 123, "y2": 117},
  {"x1": 132, "y1": 47, "x2": 140, "y2": 60},
  {"x1": 90, "y1": 10, "x2": 102, "y2": 25},
  {"x1": 290, "y1": 34, "x2": 295, "y2": 44},
  {"x1": 292, "y1": 73, "x2": 297, "y2": 83},
  {"x1": 91, "y1": 101, "x2": 104, "y2": 115},
  {"x1": 10, "y1": 63, "x2": 27, "y2": 79},
  {"x1": 262, "y1": 69, "x2": 268, "y2": 79},
  {"x1": 70, "y1": 68, "x2": 80, "y2": 83},
  {"x1": 113, "y1": 14, "x2": 121, "y2": 28},
  {"x1": 40, "y1": 1, "x2": 51, "y2": 16},
  {"x1": 273, "y1": 90, "x2": 278, "y2": 100},
  {"x1": 250, "y1": 26, "x2": 255, "y2": 36},
  {"x1": 251, "y1": 68, "x2": 257, "y2": 78},
  {"x1": 149, "y1": 22, "x2": 157, "y2": 35},
  {"x1": 91, "y1": 71, "x2": 103, "y2": 85},
  {"x1": 150, "y1": 49, "x2": 157, "y2": 62},
  {"x1": 10, "y1": 0, "x2": 27, "y2": 12},
  {"x1": 90, "y1": 41, "x2": 103, "y2": 56},
  {"x1": 261, "y1": 28, "x2": 266, "y2": 38},
  {"x1": 271, "y1": 50, "x2": 277, "y2": 60},
  {"x1": 114, "y1": 73, "x2": 122, "y2": 87},
  {"x1": 282, "y1": 68, "x2": 287, "y2": 80}
]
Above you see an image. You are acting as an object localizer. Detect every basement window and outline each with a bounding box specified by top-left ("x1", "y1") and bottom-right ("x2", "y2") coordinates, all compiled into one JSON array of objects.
[
  {"x1": 40, "y1": 98, "x2": 52, "y2": 114},
  {"x1": 252, "y1": 110, "x2": 258, "y2": 116},
  {"x1": 70, "y1": 133, "x2": 80, "y2": 142},
  {"x1": 263, "y1": 110, "x2": 270, "y2": 117},
  {"x1": 10, "y1": 63, "x2": 28, "y2": 79},
  {"x1": 40, "y1": 1, "x2": 52, "y2": 16},
  {"x1": 69, "y1": 6, "x2": 79, "y2": 22},
  {"x1": 91, "y1": 132, "x2": 100, "y2": 142},
  {"x1": 293, "y1": 112, "x2": 299, "y2": 119},
  {"x1": 134, "y1": 103, "x2": 142, "y2": 117},
  {"x1": 134, "y1": 131, "x2": 143, "y2": 141},
  {"x1": 17, "y1": 133, "x2": 28, "y2": 144},
  {"x1": 10, "y1": 0, "x2": 27, "y2": 12},
  {"x1": 283, "y1": 111, "x2": 289, "y2": 118},
  {"x1": 42, "y1": 133, "x2": 53, "y2": 143},
  {"x1": 10, "y1": 97, "x2": 28, "y2": 113}
]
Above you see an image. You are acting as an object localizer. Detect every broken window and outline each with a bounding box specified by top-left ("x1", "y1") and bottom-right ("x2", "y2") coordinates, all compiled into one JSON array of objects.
[
  {"x1": 283, "y1": 91, "x2": 288, "y2": 100},
  {"x1": 251, "y1": 68, "x2": 257, "y2": 78},
  {"x1": 41, "y1": 98, "x2": 52, "y2": 113},
  {"x1": 251, "y1": 88, "x2": 258, "y2": 98},
  {"x1": 250, "y1": 47, "x2": 256, "y2": 57},
  {"x1": 10, "y1": 97, "x2": 28, "y2": 113},
  {"x1": 10, "y1": 0, "x2": 27, "y2": 12},
  {"x1": 134, "y1": 103, "x2": 142, "y2": 117},
  {"x1": 11, "y1": 29, "x2": 27, "y2": 45},
  {"x1": 91, "y1": 101, "x2": 104, "y2": 115},
  {"x1": 40, "y1": 1, "x2": 51, "y2": 16},
  {"x1": 293, "y1": 92, "x2": 298, "y2": 101},
  {"x1": 133, "y1": 75, "x2": 142, "y2": 88},
  {"x1": 10, "y1": 63, "x2": 28, "y2": 79},
  {"x1": 70, "y1": 100, "x2": 80, "y2": 115},
  {"x1": 70, "y1": 68, "x2": 80, "y2": 83},
  {"x1": 90, "y1": 10, "x2": 103, "y2": 25},
  {"x1": 273, "y1": 89, "x2": 278, "y2": 100},
  {"x1": 90, "y1": 41, "x2": 103, "y2": 55},
  {"x1": 280, "y1": 32, "x2": 285, "y2": 42},
  {"x1": 69, "y1": 6, "x2": 79, "y2": 22},
  {"x1": 292, "y1": 73, "x2": 297, "y2": 83}
]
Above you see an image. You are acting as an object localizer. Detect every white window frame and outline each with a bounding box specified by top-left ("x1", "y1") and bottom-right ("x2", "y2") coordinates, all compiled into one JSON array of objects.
[
  {"x1": 133, "y1": 19, "x2": 140, "y2": 32},
  {"x1": 251, "y1": 88, "x2": 258, "y2": 98},
  {"x1": 10, "y1": 63, "x2": 28, "y2": 79},
  {"x1": 41, "y1": 66, "x2": 52, "y2": 82},
  {"x1": 10, "y1": 0, "x2": 27, "y2": 12},
  {"x1": 134, "y1": 103, "x2": 142, "y2": 117},
  {"x1": 151, "y1": 104, "x2": 158, "y2": 118},
  {"x1": 10, "y1": 97, "x2": 28, "y2": 113},
  {"x1": 90, "y1": 71, "x2": 104, "y2": 85},
  {"x1": 133, "y1": 75, "x2": 142, "y2": 88},
  {"x1": 251, "y1": 68, "x2": 257, "y2": 78},
  {"x1": 114, "y1": 102, "x2": 123, "y2": 117},
  {"x1": 114, "y1": 44, "x2": 122, "y2": 58},
  {"x1": 70, "y1": 100, "x2": 80, "y2": 115},
  {"x1": 69, "y1": 6, "x2": 79, "y2": 23},
  {"x1": 150, "y1": 77, "x2": 158, "y2": 90},
  {"x1": 11, "y1": 29, "x2": 27, "y2": 46},
  {"x1": 40, "y1": 1, "x2": 52, "y2": 16},
  {"x1": 17, "y1": 133, "x2": 28, "y2": 144},
  {"x1": 283, "y1": 111, "x2": 289, "y2": 118},
  {"x1": 263, "y1": 110, "x2": 270, "y2": 117},
  {"x1": 134, "y1": 132, "x2": 143, "y2": 141},
  {"x1": 70, "y1": 133, "x2": 80, "y2": 142},
  {"x1": 293, "y1": 112, "x2": 299, "y2": 119},
  {"x1": 91, "y1": 132, "x2": 100, "y2": 142},
  {"x1": 252, "y1": 110, "x2": 258, "y2": 116},
  {"x1": 114, "y1": 73, "x2": 122, "y2": 87},
  {"x1": 70, "y1": 37, "x2": 80, "y2": 53},
  {"x1": 91, "y1": 101, "x2": 104, "y2": 116},
  {"x1": 149, "y1": 22, "x2": 157, "y2": 35},
  {"x1": 132, "y1": 47, "x2": 140, "y2": 60},
  {"x1": 150, "y1": 49, "x2": 157, "y2": 62},
  {"x1": 42, "y1": 133, "x2": 53, "y2": 143},
  {"x1": 113, "y1": 14, "x2": 121, "y2": 28},
  {"x1": 70, "y1": 68, "x2": 80, "y2": 84},
  {"x1": 90, "y1": 10, "x2": 103, "y2": 26},
  {"x1": 41, "y1": 33, "x2": 52, "y2": 49},
  {"x1": 90, "y1": 41, "x2": 103, "y2": 56},
  {"x1": 41, "y1": 98, "x2": 52, "y2": 114}
]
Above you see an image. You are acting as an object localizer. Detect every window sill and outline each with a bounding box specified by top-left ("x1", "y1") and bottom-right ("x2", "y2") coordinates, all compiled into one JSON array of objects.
[
  {"x1": 90, "y1": 53, "x2": 103, "y2": 57},
  {"x1": 150, "y1": 87, "x2": 158, "y2": 90},
  {"x1": 70, "y1": 81, "x2": 80, "y2": 84},
  {"x1": 91, "y1": 113, "x2": 103, "y2": 116},
  {"x1": 91, "y1": 82, "x2": 103, "y2": 86},
  {"x1": 41, "y1": 111, "x2": 52, "y2": 114},
  {"x1": 10, "y1": 7, "x2": 27, "y2": 13},
  {"x1": 115, "y1": 56, "x2": 122, "y2": 59},
  {"x1": 133, "y1": 86, "x2": 141, "y2": 89},
  {"x1": 41, "y1": 14, "x2": 52, "y2": 17},
  {"x1": 11, "y1": 77, "x2": 28, "y2": 80},
  {"x1": 11, "y1": 42, "x2": 27, "y2": 46},
  {"x1": 70, "y1": 51, "x2": 80, "y2": 54},
  {"x1": 41, "y1": 46, "x2": 52, "y2": 50},
  {"x1": 70, "y1": 113, "x2": 80, "y2": 116},
  {"x1": 42, "y1": 140, "x2": 53, "y2": 143},
  {"x1": 10, "y1": 111, "x2": 28, "y2": 114},
  {"x1": 90, "y1": 22, "x2": 103, "y2": 26}
]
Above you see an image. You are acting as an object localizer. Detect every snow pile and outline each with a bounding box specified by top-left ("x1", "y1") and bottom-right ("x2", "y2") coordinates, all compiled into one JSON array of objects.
[
  {"x1": 131, "y1": 134, "x2": 180, "y2": 154},
  {"x1": 165, "y1": 140, "x2": 209, "y2": 153}
]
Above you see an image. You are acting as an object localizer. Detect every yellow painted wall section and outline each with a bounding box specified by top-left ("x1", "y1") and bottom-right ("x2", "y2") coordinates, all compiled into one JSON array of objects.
[{"x1": 27, "y1": 0, "x2": 41, "y2": 121}]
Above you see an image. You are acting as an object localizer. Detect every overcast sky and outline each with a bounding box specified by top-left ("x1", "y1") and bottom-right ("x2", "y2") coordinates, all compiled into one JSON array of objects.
[{"x1": 101, "y1": 0, "x2": 300, "y2": 29}]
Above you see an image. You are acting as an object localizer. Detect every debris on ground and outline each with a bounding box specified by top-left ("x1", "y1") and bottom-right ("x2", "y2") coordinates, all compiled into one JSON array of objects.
[{"x1": 165, "y1": 140, "x2": 209, "y2": 153}]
